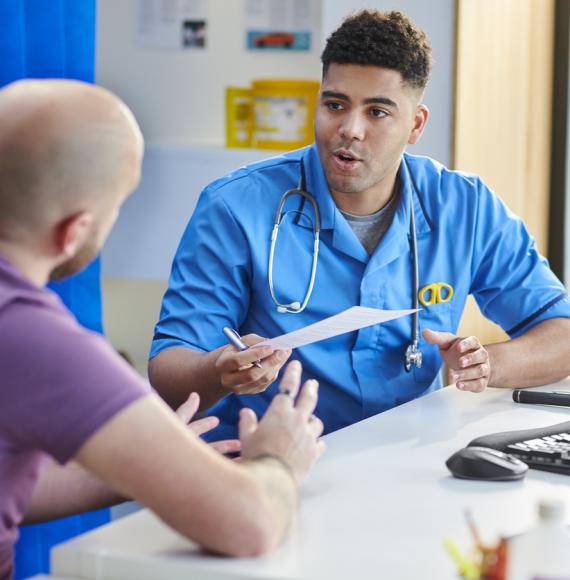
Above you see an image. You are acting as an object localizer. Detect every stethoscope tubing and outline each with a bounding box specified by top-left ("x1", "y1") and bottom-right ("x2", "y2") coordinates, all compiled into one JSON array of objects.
[
  {"x1": 268, "y1": 186, "x2": 320, "y2": 314},
  {"x1": 409, "y1": 192, "x2": 419, "y2": 347}
]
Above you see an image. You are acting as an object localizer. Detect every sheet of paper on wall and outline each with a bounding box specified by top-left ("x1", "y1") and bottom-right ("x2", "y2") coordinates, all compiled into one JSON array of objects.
[
  {"x1": 244, "y1": 0, "x2": 321, "y2": 51},
  {"x1": 256, "y1": 306, "x2": 418, "y2": 350},
  {"x1": 137, "y1": 0, "x2": 208, "y2": 50}
]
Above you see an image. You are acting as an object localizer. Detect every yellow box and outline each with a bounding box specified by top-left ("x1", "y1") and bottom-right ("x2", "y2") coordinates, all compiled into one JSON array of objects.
[
  {"x1": 226, "y1": 87, "x2": 252, "y2": 148},
  {"x1": 251, "y1": 79, "x2": 320, "y2": 150}
]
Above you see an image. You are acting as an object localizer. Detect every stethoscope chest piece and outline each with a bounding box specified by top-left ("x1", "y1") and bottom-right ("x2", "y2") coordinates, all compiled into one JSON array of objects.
[{"x1": 404, "y1": 342, "x2": 423, "y2": 372}]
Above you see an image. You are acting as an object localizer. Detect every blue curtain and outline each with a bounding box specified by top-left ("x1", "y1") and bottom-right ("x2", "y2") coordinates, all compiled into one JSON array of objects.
[{"x1": 0, "y1": 1, "x2": 112, "y2": 577}]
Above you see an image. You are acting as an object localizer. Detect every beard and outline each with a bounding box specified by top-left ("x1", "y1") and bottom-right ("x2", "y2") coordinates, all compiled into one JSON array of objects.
[{"x1": 49, "y1": 238, "x2": 99, "y2": 282}]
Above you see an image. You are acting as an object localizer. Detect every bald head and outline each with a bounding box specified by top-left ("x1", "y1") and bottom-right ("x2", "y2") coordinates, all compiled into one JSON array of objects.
[{"x1": 0, "y1": 79, "x2": 143, "y2": 241}]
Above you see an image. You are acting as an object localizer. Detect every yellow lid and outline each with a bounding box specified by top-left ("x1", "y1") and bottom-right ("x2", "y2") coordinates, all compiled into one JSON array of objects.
[{"x1": 252, "y1": 79, "x2": 320, "y2": 90}]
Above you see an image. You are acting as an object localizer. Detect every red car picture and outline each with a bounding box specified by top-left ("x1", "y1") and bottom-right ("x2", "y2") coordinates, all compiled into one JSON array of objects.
[{"x1": 253, "y1": 32, "x2": 295, "y2": 48}]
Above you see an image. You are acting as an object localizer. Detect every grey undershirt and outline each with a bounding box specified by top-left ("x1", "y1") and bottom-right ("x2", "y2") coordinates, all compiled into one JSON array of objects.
[{"x1": 341, "y1": 193, "x2": 400, "y2": 255}]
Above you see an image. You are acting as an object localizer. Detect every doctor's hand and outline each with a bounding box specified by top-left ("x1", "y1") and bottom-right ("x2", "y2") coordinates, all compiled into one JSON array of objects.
[
  {"x1": 239, "y1": 361, "x2": 325, "y2": 485},
  {"x1": 176, "y1": 391, "x2": 241, "y2": 455},
  {"x1": 215, "y1": 333, "x2": 292, "y2": 395},
  {"x1": 423, "y1": 329, "x2": 490, "y2": 393}
]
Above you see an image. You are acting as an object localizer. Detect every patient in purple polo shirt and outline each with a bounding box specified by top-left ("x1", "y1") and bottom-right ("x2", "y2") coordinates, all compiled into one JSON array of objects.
[
  {"x1": 0, "y1": 79, "x2": 324, "y2": 579},
  {"x1": 0, "y1": 255, "x2": 150, "y2": 577}
]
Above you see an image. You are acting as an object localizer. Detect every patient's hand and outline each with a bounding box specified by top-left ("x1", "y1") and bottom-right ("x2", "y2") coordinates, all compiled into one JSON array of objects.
[{"x1": 176, "y1": 392, "x2": 241, "y2": 455}]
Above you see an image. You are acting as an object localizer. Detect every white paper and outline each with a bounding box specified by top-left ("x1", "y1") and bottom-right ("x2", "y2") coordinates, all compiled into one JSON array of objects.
[
  {"x1": 137, "y1": 0, "x2": 208, "y2": 50},
  {"x1": 256, "y1": 307, "x2": 417, "y2": 350}
]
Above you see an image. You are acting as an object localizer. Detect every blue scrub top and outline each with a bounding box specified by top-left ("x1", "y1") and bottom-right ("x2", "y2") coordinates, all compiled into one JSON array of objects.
[{"x1": 151, "y1": 145, "x2": 570, "y2": 440}]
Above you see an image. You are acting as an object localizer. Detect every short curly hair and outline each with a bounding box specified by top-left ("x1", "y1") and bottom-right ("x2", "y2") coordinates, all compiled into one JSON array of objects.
[{"x1": 321, "y1": 10, "x2": 432, "y2": 90}]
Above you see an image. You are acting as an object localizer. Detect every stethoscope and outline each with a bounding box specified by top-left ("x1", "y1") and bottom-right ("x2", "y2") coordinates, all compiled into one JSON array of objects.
[{"x1": 268, "y1": 158, "x2": 423, "y2": 372}]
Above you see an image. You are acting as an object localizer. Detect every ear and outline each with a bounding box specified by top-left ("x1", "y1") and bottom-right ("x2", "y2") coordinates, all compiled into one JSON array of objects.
[
  {"x1": 54, "y1": 211, "x2": 94, "y2": 258},
  {"x1": 408, "y1": 104, "x2": 429, "y2": 145}
]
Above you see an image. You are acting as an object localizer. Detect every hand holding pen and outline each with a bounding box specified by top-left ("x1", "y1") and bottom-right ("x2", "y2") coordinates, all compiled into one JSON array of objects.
[
  {"x1": 216, "y1": 327, "x2": 292, "y2": 395},
  {"x1": 223, "y1": 327, "x2": 264, "y2": 369}
]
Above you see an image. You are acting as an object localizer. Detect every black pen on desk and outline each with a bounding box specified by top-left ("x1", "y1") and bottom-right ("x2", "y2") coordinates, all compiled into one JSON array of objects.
[
  {"x1": 513, "y1": 389, "x2": 570, "y2": 408},
  {"x1": 222, "y1": 327, "x2": 263, "y2": 369}
]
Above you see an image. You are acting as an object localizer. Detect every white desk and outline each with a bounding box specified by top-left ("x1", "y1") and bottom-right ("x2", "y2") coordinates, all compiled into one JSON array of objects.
[{"x1": 52, "y1": 381, "x2": 570, "y2": 579}]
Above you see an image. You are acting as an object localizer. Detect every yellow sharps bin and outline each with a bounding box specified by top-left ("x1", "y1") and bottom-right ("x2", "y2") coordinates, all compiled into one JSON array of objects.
[
  {"x1": 251, "y1": 79, "x2": 320, "y2": 150},
  {"x1": 226, "y1": 87, "x2": 253, "y2": 148}
]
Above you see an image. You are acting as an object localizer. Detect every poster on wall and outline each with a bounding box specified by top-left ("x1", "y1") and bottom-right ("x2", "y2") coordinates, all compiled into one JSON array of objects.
[
  {"x1": 244, "y1": 0, "x2": 321, "y2": 52},
  {"x1": 137, "y1": 0, "x2": 208, "y2": 49}
]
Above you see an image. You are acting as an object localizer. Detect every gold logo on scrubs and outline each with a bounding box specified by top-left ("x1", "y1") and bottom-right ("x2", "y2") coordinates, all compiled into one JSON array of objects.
[{"x1": 418, "y1": 283, "x2": 454, "y2": 306}]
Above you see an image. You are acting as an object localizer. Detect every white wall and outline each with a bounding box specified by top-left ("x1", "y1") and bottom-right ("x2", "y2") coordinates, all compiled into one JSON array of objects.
[
  {"x1": 97, "y1": 0, "x2": 453, "y2": 153},
  {"x1": 96, "y1": 0, "x2": 322, "y2": 146},
  {"x1": 101, "y1": 146, "x2": 278, "y2": 280}
]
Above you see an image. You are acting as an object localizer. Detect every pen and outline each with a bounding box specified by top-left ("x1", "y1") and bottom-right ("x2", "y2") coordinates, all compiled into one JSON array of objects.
[
  {"x1": 223, "y1": 327, "x2": 263, "y2": 369},
  {"x1": 513, "y1": 389, "x2": 570, "y2": 407}
]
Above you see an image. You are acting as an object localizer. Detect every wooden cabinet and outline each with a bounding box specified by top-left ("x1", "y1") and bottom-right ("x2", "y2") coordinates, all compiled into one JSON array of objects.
[{"x1": 453, "y1": 0, "x2": 555, "y2": 344}]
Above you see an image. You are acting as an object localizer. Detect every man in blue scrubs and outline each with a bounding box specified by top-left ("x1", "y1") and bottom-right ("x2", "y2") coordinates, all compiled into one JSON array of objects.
[{"x1": 149, "y1": 10, "x2": 570, "y2": 440}]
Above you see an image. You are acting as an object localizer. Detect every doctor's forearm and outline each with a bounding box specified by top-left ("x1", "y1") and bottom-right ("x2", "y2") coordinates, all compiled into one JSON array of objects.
[
  {"x1": 149, "y1": 347, "x2": 229, "y2": 410},
  {"x1": 486, "y1": 318, "x2": 570, "y2": 388}
]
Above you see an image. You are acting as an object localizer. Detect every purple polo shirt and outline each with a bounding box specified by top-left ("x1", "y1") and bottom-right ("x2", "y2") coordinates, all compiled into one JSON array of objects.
[{"x1": 0, "y1": 255, "x2": 150, "y2": 578}]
